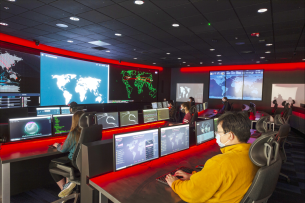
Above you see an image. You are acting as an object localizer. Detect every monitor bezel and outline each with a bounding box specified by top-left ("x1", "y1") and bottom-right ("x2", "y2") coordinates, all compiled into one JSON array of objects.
[
  {"x1": 119, "y1": 110, "x2": 139, "y2": 127},
  {"x1": 195, "y1": 119, "x2": 215, "y2": 146},
  {"x1": 158, "y1": 124, "x2": 190, "y2": 157},
  {"x1": 157, "y1": 108, "x2": 170, "y2": 121},
  {"x1": 113, "y1": 128, "x2": 160, "y2": 172},
  {"x1": 96, "y1": 112, "x2": 120, "y2": 129},
  {"x1": 52, "y1": 114, "x2": 73, "y2": 135},
  {"x1": 142, "y1": 109, "x2": 158, "y2": 124}
]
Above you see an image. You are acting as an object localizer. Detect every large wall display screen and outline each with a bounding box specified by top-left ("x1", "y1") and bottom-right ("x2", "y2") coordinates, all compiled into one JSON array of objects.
[
  {"x1": 40, "y1": 53, "x2": 109, "y2": 106},
  {"x1": 209, "y1": 70, "x2": 263, "y2": 100},
  {"x1": 271, "y1": 84, "x2": 305, "y2": 107},
  {"x1": 176, "y1": 83, "x2": 203, "y2": 103}
]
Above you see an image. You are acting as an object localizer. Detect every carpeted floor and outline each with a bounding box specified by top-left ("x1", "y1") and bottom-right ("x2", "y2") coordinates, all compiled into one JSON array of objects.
[{"x1": 11, "y1": 130, "x2": 305, "y2": 203}]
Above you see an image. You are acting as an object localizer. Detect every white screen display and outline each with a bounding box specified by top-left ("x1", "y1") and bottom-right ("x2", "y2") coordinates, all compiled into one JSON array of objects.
[
  {"x1": 176, "y1": 83, "x2": 204, "y2": 103},
  {"x1": 271, "y1": 84, "x2": 305, "y2": 107}
]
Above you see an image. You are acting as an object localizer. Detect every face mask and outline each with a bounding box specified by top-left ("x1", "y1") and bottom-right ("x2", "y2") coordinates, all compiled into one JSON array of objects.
[
  {"x1": 181, "y1": 108, "x2": 185, "y2": 113},
  {"x1": 216, "y1": 132, "x2": 230, "y2": 148}
]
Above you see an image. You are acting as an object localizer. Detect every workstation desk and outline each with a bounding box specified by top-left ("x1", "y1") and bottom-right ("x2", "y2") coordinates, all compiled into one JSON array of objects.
[{"x1": 249, "y1": 111, "x2": 275, "y2": 131}]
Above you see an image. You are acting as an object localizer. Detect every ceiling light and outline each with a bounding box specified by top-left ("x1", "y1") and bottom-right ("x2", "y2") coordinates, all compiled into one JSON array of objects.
[
  {"x1": 183, "y1": 62, "x2": 186, "y2": 63},
  {"x1": 266, "y1": 44, "x2": 273, "y2": 46},
  {"x1": 212, "y1": 62, "x2": 214, "y2": 63},
  {"x1": 200, "y1": 62, "x2": 203, "y2": 64},
  {"x1": 256, "y1": 61, "x2": 260, "y2": 63},
  {"x1": 219, "y1": 63, "x2": 222, "y2": 65},
  {"x1": 0, "y1": 22, "x2": 8, "y2": 26},
  {"x1": 67, "y1": 40, "x2": 73, "y2": 43},
  {"x1": 302, "y1": 59, "x2": 305, "y2": 61},
  {"x1": 235, "y1": 37, "x2": 238, "y2": 40},
  {"x1": 153, "y1": 63, "x2": 156, "y2": 64},
  {"x1": 218, "y1": 59, "x2": 222, "y2": 61},
  {"x1": 178, "y1": 58, "x2": 181, "y2": 59},
  {"x1": 187, "y1": 65, "x2": 190, "y2": 66},
  {"x1": 106, "y1": 50, "x2": 110, "y2": 52},
  {"x1": 265, "y1": 51, "x2": 271, "y2": 53},
  {"x1": 70, "y1": 17, "x2": 79, "y2": 21},
  {"x1": 172, "y1": 24, "x2": 179, "y2": 27},
  {"x1": 166, "y1": 53, "x2": 170, "y2": 55},
  {"x1": 134, "y1": 0, "x2": 144, "y2": 5},
  {"x1": 8, "y1": 0, "x2": 15, "y2": 1},
  {"x1": 210, "y1": 49, "x2": 215, "y2": 51},
  {"x1": 260, "y1": 57, "x2": 265, "y2": 59},
  {"x1": 4, "y1": 7, "x2": 9, "y2": 9},
  {"x1": 258, "y1": 8, "x2": 268, "y2": 13},
  {"x1": 115, "y1": 33, "x2": 122, "y2": 36},
  {"x1": 134, "y1": 58, "x2": 137, "y2": 59},
  {"x1": 56, "y1": 24, "x2": 68, "y2": 28},
  {"x1": 217, "y1": 55, "x2": 221, "y2": 57}
]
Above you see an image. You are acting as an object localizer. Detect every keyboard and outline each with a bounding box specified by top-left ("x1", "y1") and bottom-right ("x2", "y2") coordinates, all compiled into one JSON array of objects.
[{"x1": 156, "y1": 166, "x2": 194, "y2": 186}]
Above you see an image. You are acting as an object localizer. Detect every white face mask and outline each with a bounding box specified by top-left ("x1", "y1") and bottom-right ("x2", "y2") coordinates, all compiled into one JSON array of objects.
[{"x1": 216, "y1": 132, "x2": 230, "y2": 148}]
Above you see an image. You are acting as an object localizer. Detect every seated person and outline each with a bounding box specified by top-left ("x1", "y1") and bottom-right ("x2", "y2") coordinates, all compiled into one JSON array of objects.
[
  {"x1": 169, "y1": 100, "x2": 176, "y2": 121},
  {"x1": 50, "y1": 110, "x2": 84, "y2": 198},
  {"x1": 165, "y1": 112, "x2": 259, "y2": 203},
  {"x1": 219, "y1": 97, "x2": 231, "y2": 114},
  {"x1": 189, "y1": 97, "x2": 197, "y2": 115},
  {"x1": 68, "y1": 101, "x2": 78, "y2": 114},
  {"x1": 169, "y1": 102, "x2": 192, "y2": 125}
]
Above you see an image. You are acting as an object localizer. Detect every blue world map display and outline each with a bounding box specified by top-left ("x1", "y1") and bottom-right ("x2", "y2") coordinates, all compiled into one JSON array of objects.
[
  {"x1": 209, "y1": 70, "x2": 263, "y2": 100},
  {"x1": 40, "y1": 53, "x2": 109, "y2": 106}
]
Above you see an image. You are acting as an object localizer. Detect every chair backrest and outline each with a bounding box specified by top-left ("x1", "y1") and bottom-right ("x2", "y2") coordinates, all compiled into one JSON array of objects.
[
  {"x1": 271, "y1": 103, "x2": 278, "y2": 115},
  {"x1": 255, "y1": 116, "x2": 269, "y2": 133},
  {"x1": 72, "y1": 112, "x2": 103, "y2": 170},
  {"x1": 230, "y1": 102, "x2": 234, "y2": 111},
  {"x1": 275, "y1": 123, "x2": 290, "y2": 142},
  {"x1": 190, "y1": 112, "x2": 198, "y2": 126},
  {"x1": 241, "y1": 133, "x2": 282, "y2": 203},
  {"x1": 274, "y1": 114, "x2": 285, "y2": 125},
  {"x1": 190, "y1": 105, "x2": 197, "y2": 115}
]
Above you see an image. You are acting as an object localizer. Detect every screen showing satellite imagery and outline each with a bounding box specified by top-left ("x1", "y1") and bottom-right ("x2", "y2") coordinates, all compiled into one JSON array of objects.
[
  {"x1": 96, "y1": 112, "x2": 119, "y2": 129},
  {"x1": 109, "y1": 65, "x2": 158, "y2": 102},
  {"x1": 9, "y1": 116, "x2": 52, "y2": 142},
  {"x1": 243, "y1": 70, "x2": 263, "y2": 100},
  {"x1": 160, "y1": 124, "x2": 190, "y2": 157},
  {"x1": 196, "y1": 119, "x2": 215, "y2": 145},
  {"x1": 0, "y1": 48, "x2": 40, "y2": 93},
  {"x1": 225, "y1": 70, "x2": 243, "y2": 100},
  {"x1": 176, "y1": 83, "x2": 204, "y2": 103},
  {"x1": 209, "y1": 71, "x2": 226, "y2": 99},
  {"x1": 120, "y1": 110, "x2": 139, "y2": 127},
  {"x1": 114, "y1": 129, "x2": 159, "y2": 171},
  {"x1": 143, "y1": 109, "x2": 157, "y2": 123},
  {"x1": 53, "y1": 114, "x2": 72, "y2": 135},
  {"x1": 40, "y1": 53, "x2": 109, "y2": 106}
]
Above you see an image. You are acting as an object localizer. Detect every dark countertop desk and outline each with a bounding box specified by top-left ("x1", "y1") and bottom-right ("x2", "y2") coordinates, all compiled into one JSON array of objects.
[
  {"x1": 249, "y1": 111, "x2": 273, "y2": 130},
  {"x1": 198, "y1": 109, "x2": 219, "y2": 119},
  {"x1": 89, "y1": 140, "x2": 220, "y2": 203}
]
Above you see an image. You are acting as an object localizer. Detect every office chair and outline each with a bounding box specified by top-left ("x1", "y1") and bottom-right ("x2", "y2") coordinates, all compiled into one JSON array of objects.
[
  {"x1": 190, "y1": 104, "x2": 197, "y2": 115},
  {"x1": 240, "y1": 134, "x2": 282, "y2": 203},
  {"x1": 271, "y1": 100, "x2": 278, "y2": 116},
  {"x1": 190, "y1": 112, "x2": 198, "y2": 127},
  {"x1": 251, "y1": 116, "x2": 270, "y2": 138},
  {"x1": 49, "y1": 112, "x2": 103, "y2": 203}
]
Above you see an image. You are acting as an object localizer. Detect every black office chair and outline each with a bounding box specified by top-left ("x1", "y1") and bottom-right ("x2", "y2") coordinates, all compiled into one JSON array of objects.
[
  {"x1": 251, "y1": 116, "x2": 270, "y2": 138},
  {"x1": 190, "y1": 112, "x2": 198, "y2": 127},
  {"x1": 240, "y1": 134, "x2": 282, "y2": 203},
  {"x1": 50, "y1": 112, "x2": 103, "y2": 203},
  {"x1": 271, "y1": 100, "x2": 278, "y2": 116}
]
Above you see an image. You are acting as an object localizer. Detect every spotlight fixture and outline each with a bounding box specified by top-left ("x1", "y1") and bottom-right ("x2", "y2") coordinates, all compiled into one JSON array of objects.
[
  {"x1": 56, "y1": 24, "x2": 68, "y2": 28},
  {"x1": 178, "y1": 58, "x2": 181, "y2": 59},
  {"x1": 67, "y1": 40, "x2": 73, "y2": 43},
  {"x1": 258, "y1": 8, "x2": 268, "y2": 13},
  {"x1": 260, "y1": 57, "x2": 265, "y2": 59},
  {"x1": 115, "y1": 33, "x2": 122, "y2": 36},
  {"x1": 266, "y1": 44, "x2": 273, "y2": 46},
  {"x1": 134, "y1": 58, "x2": 137, "y2": 59},
  {"x1": 210, "y1": 49, "x2": 215, "y2": 51},
  {"x1": 153, "y1": 63, "x2": 156, "y2": 64},
  {"x1": 183, "y1": 62, "x2": 186, "y2": 63},
  {"x1": 106, "y1": 50, "x2": 110, "y2": 52},
  {"x1": 217, "y1": 55, "x2": 221, "y2": 57},
  {"x1": 70, "y1": 17, "x2": 80, "y2": 21},
  {"x1": 218, "y1": 59, "x2": 222, "y2": 61},
  {"x1": 166, "y1": 53, "x2": 170, "y2": 55},
  {"x1": 134, "y1": 0, "x2": 144, "y2": 5},
  {"x1": 172, "y1": 24, "x2": 179, "y2": 27},
  {"x1": 0, "y1": 22, "x2": 8, "y2": 26},
  {"x1": 187, "y1": 65, "x2": 190, "y2": 66},
  {"x1": 265, "y1": 51, "x2": 271, "y2": 53}
]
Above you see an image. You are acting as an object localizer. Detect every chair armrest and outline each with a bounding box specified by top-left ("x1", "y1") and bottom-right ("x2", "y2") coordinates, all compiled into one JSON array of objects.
[{"x1": 57, "y1": 164, "x2": 75, "y2": 181}]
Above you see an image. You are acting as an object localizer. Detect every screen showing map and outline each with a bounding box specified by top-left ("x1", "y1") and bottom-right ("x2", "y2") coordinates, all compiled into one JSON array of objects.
[
  {"x1": 53, "y1": 114, "x2": 72, "y2": 135},
  {"x1": 0, "y1": 48, "x2": 40, "y2": 93},
  {"x1": 176, "y1": 83, "x2": 204, "y2": 103},
  {"x1": 9, "y1": 116, "x2": 52, "y2": 142},
  {"x1": 157, "y1": 108, "x2": 169, "y2": 120},
  {"x1": 96, "y1": 112, "x2": 119, "y2": 129},
  {"x1": 114, "y1": 129, "x2": 159, "y2": 171},
  {"x1": 109, "y1": 65, "x2": 158, "y2": 102},
  {"x1": 226, "y1": 70, "x2": 243, "y2": 100},
  {"x1": 40, "y1": 53, "x2": 109, "y2": 106},
  {"x1": 120, "y1": 110, "x2": 139, "y2": 127},
  {"x1": 209, "y1": 71, "x2": 226, "y2": 99},
  {"x1": 196, "y1": 119, "x2": 214, "y2": 145},
  {"x1": 143, "y1": 109, "x2": 157, "y2": 123},
  {"x1": 160, "y1": 124, "x2": 190, "y2": 157},
  {"x1": 243, "y1": 70, "x2": 263, "y2": 100},
  {"x1": 37, "y1": 107, "x2": 60, "y2": 116}
]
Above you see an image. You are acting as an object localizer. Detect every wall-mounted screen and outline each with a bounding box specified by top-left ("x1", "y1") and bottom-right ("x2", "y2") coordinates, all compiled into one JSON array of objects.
[
  {"x1": 271, "y1": 84, "x2": 305, "y2": 107},
  {"x1": 40, "y1": 53, "x2": 109, "y2": 106},
  {"x1": 176, "y1": 83, "x2": 203, "y2": 103},
  {"x1": 96, "y1": 112, "x2": 119, "y2": 129},
  {"x1": 120, "y1": 110, "x2": 139, "y2": 127}
]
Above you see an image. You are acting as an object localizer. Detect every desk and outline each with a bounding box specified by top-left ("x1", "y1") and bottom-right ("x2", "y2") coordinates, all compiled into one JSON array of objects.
[
  {"x1": 249, "y1": 111, "x2": 273, "y2": 130},
  {"x1": 198, "y1": 109, "x2": 218, "y2": 119},
  {"x1": 89, "y1": 140, "x2": 220, "y2": 203}
]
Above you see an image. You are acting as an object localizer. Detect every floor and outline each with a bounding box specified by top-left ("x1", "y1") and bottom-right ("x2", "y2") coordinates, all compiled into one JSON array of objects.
[{"x1": 11, "y1": 130, "x2": 305, "y2": 203}]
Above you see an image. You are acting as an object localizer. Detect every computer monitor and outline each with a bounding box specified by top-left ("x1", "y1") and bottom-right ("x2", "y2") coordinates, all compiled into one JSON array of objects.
[
  {"x1": 143, "y1": 109, "x2": 158, "y2": 123},
  {"x1": 157, "y1": 102, "x2": 163, "y2": 109},
  {"x1": 214, "y1": 118, "x2": 219, "y2": 133},
  {"x1": 203, "y1": 102, "x2": 208, "y2": 110},
  {"x1": 113, "y1": 129, "x2": 159, "y2": 171},
  {"x1": 162, "y1": 101, "x2": 168, "y2": 108},
  {"x1": 96, "y1": 112, "x2": 119, "y2": 129},
  {"x1": 61, "y1": 107, "x2": 70, "y2": 114},
  {"x1": 53, "y1": 114, "x2": 72, "y2": 135},
  {"x1": 119, "y1": 111, "x2": 139, "y2": 127},
  {"x1": 196, "y1": 104, "x2": 200, "y2": 112},
  {"x1": 195, "y1": 119, "x2": 215, "y2": 145},
  {"x1": 9, "y1": 116, "x2": 52, "y2": 142},
  {"x1": 36, "y1": 107, "x2": 60, "y2": 116},
  {"x1": 157, "y1": 108, "x2": 169, "y2": 121},
  {"x1": 159, "y1": 124, "x2": 190, "y2": 157},
  {"x1": 199, "y1": 104, "x2": 203, "y2": 112},
  {"x1": 152, "y1": 102, "x2": 158, "y2": 109}
]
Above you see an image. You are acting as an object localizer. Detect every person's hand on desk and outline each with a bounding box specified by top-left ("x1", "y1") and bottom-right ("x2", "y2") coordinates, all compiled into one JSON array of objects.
[
  {"x1": 174, "y1": 170, "x2": 192, "y2": 181},
  {"x1": 53, "y1": 143, "x2": 60, "y2": 148},
  {"x1": 165, "y1": 174, "x2": 178, "y2": 187}
]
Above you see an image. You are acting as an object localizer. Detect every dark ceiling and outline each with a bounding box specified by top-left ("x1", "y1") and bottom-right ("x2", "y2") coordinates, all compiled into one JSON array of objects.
[{"x1": 0, "y1": 0, "x2": 304, "y2": 68}]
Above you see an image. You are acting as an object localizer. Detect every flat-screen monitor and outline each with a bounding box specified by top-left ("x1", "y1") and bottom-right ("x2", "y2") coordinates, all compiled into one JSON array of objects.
[
  {"x1": 143, "y1": 109, "x2": 157, "y2": 123},
  {"x1": 53, "y1": 114, "x2": 72, "y2": 135},
  {"x1": 61, "y1": 107, "x2": 70, "y2": 114},
  {"x1": 162, "y1": 101, "x2": 168, "y2": 108},
  {"x1": 214, "y1": 118, "x2": 218, "y2": 133},
  {"x1": 196, "y1": 104, "x2": 200, "y2": 112},
  {"x1": 160, "y1": 124, "x2": 190, "y2": 157},
  {"x1": 113, "y1": 129, "x2": 159, "y2": 171},
  {"x1": 195, "y1": 119, "x2": 215, "y2": 145},
  {"x1": 176, "y1": 83, "x2": 204, "y2": 103},
  {"x1": 157, "y1": 108, "x2": 169, "y2": 121},
  {"x1": 36, "y1": 107, "x2": 60, "y2": 116},
  {"x1": 199, "y1": 104, "x2": 203, "y2": 112},
  {"x1": 157, "y1": 102, "x2": 163, "y2": 109},
  {"x1": 152, "y1": 102, "x2": 158, "y2": 109},
  {"x1": 9, "y1": 116, "x2": 52, "y2": 142},
  {"x1": 96, "y1": 112, "x2": 119, "y2": 129},
  {"x1": 119, "y1": 111, "x2": 139, "y2": 127},
  {"x1": 203, "y1": 102, "x2": 208, "y2": 110}
]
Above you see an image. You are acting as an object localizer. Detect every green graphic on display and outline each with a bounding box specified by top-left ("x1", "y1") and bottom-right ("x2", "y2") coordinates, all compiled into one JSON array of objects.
[
  {"x1": 54, "y1": 117, "x2": 67, "y2": 134},
  {"x1": 121, "y1": 70, "x2": 157, "y2": 99}
]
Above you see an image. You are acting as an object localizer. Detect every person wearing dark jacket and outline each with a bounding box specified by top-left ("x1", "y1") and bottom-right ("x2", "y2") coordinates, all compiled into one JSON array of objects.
[
  {"x1": 169, "y1": 100, "x2": 176, "y2": 121},
  {"x1": 189, "y1": 97, "x2": 197, "y2": 115},
  {"x1": 219, "y1": 97, "x2": 231, "y2": 114}
]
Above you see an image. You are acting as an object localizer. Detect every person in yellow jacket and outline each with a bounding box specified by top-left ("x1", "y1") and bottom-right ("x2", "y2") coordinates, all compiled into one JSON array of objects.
[{"x1": 166, "y1": 112, "x2": 259, "y2": 203}]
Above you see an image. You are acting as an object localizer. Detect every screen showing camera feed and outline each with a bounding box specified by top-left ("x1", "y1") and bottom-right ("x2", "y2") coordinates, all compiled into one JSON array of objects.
[{"x1": 196, "y1": 119, "x2": 215, "y2": 145}]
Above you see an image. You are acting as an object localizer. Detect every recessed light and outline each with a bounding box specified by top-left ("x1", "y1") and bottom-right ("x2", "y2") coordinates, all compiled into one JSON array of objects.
[
  {"x1": 183, "y1": 62, "x2": 186, "y2": 63},
  {"x1": 0, "y1": 22, "x2": 8, "y2": 26},
  {"x1": 106, "y1": 50, "x2": 110, "y2": 52},
  {"x1": 217, "y1": 55, "x2": 221, "y2": 57},
  {"x1": 210, "y1": 49, "x2": 215, "y2": 51},
  {"x1": 266, "y1": 44, "x2": 273, "y2": 46},
  {"x1": 115, "y1": 33, "x2": 122, "y2": 36},
  {"x1": 8, "y1": 0, "x2": 15, "y2": 1},
  {"x1": 235, "y1": 37, "x2": 238, "y2": 40},
  {"x1": 56, "y1": 24, "x2": 68, "y2": 28},
  {"x1": 172, "y1": 24, "x2": 179, "y2": 27},
  {"x1": 134, "y1": 0, "x2": 144, "y2": 5},
  {"x1": 67, "y1": 40, "x2": 73, "y2": 43},
  {"x1": 260, "y1": 57, "x2": 265, "y2": 59},
  {"x1": 166, "y1": 53, "x2": 170, "y2": 55},
  {"x1": 258, "y1": 8, "x2": 268, "y2": 13},
  {"x1": 256, "y1": 61, "x2": 260, "y2": 63},
  {"x1": 212, "y1": 62, "x2": 214, "y2": 63},
  {"x1": 218, "y1": 59, "x2": 222, "y2": 61},
  {"x1": 219, "y1": 63, "x2": 222, "y2": 65},
  {"x1": 153, "y1": 63, "x2": 156, "y2": 64},
  {"x1": 178, "y1": 58, "x2": 181, "y2": 59},
  {"x1": 70, "y1": 17, "x2": 79, "y2": 21},
  {"x1": 265, "y1": 51, "x2": 271, "y2": 53},
  {"x1": 4, "y1": 7, "x2": 9, "y2": 9},
  {"x1": 200, "y1": 62, "x2": 203, "y2": 64},
  {"x1": 302, "y1": 59, "x2": 305, "y2": 61},
  {"x1": 134, "y1": 58, "x2": 137, "y2": 59},
  {"x1": 187, "y1": 65, "x2": 190, "y2": 66}
]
